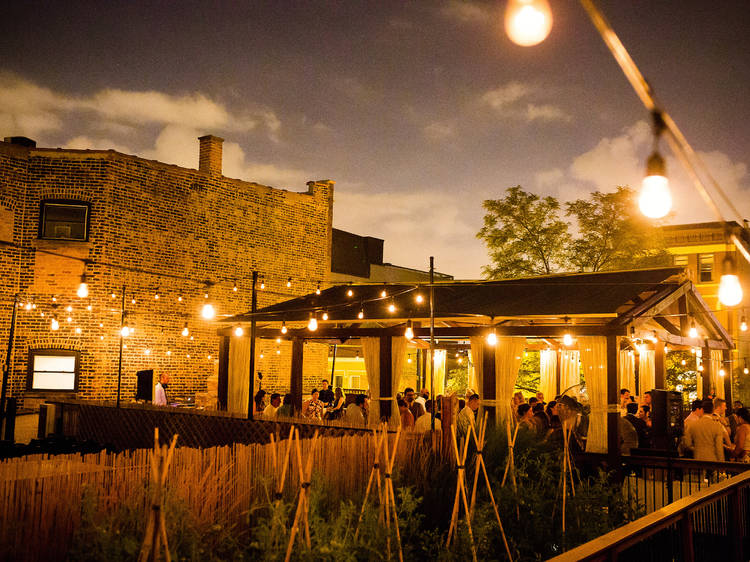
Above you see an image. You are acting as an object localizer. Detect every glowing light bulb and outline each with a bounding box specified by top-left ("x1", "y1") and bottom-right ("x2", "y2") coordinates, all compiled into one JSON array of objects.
[
  {"x1": 233, "y1": 282, "x2": 238, "y2": 292},
  {"x1": 86, "y1": 305, "x2": 92, "y2": 311},
  {"x1": 407, "y1": 357, "x2": 412, "y2": 364},
  {"x1": 52, "y1": 296, "x2": 57, "y2": 302},
  {"x1": 719, "y1": 368, "x2": 726, "y2": 377},
  {"x1": 404, "y1": 321, "x2": 414, "y2": 341},
  {"x1": 276, "y1": 349, "x2": 281, "y2": 355},
  {"x1": 458, "y1": 357, "x2": 463, "y2": 364},
  {"x1": 286, "y1": 277, "x2": 292, "y2": 288},
  {"x1": 681, "y1": 360, "x2": 686, "y2": 366},
  {"x1": 66, "y1": 305, "x2": 73, "y2": 312},
  {"x1": 689, "y1": 323, "x2": 698, "y2": 339},
  {"x1": 415, "y1": 294, "x2": 424, "y2": 304},
  {"x1": 110, "y1": 293, "x2": 116, "y2": 299},
  {"x1": 100, "y1": 335, "x2": 104, "y2": 340},
  {"x1": 718, "y1": 274, "x2": 743, "y2": 307},
  {"x1": 260, "y1": 279, "x2": 265, "y2": 290},
  {"x1": 276, "y1": 337, "x2": 282, "y2": 344},
  {"x1": 741, "y1": 317, "x2": 747, "y2": 331},
  {"x1": 75, "y1": 327, "x2": 81, "y2": 334},
  {"x1": 358, "y1": 309, "x2": 364, "y2": 320},
  {"x1": 316, "y1": 282, "x2": 321, "y2": 295},
  {"x1": 381, "y1": 290, "x2": 387, "y2": 298},
  {"x1": 260, "y1": 353, "x2": 264, "y2": 359},
  {"x1": 322, "y1": 311, "x2": 329, "y2": 321},
  {"x1": 66, "y1": 316, "x2": 72, "y2": 323},
  {"x1": 154, "y1": 292, "x2": 159, "y2": 300},
  {"x1": 177, "y1": 295, "x2": 183, "y2": 302},
  {"x1": 281, "y1": 322, "x2": 288, "y2": 334},
  {"x1": 744, "y1": 367, "x2": 749, "y2": 375},
  {"x1": 347, "y1": 288, "x2": 354, "y2": 297},
  {"x1": 167, "y1": 350, "x2": 172, "y2": 356},
  {"x1": 698, "y1": 364, "x2": 704, "y2": 372},
  {"x1": 77, "y1": 279, "x2": 89, "y2": 298},
  {"x1": 181, "y1": 324, "x2": 189, "y2": 337},
  {"x1": 121, "y1": 325, "x2": 130, "y2": 337},
  {"x1": 50, "y1": 318, "x2": 59, "y2": 331},
  {"x1": 505, "y1": 0, "x2": 553, "y2": 47},
  {"x1": 388, "y1": 303, "x2": 396, "y2": 313},
  {"x1": 144, "y1": 348, "x2": 151, "y2": 355},
  {"x1": 486, "y1": 330, "x2": 497, "y2": 346},
  {"x1": 563, "y1": 333, "x2": 573, "y2": 346},
  {"x1": 234, "y1": 325, "x2": 244, "y2": 337},
  {"x1": 308, "y1": 315, "x2": 318, "y2": 331},
  {"x1": 201, "y1": 303, "x2": 215, "y2": 319},
  {"x1": 24, "y1": 302, "x2": 32, "y2": 311},
  {"x1": 639, "y1": 152, "x2": 671, "y2": 219}
]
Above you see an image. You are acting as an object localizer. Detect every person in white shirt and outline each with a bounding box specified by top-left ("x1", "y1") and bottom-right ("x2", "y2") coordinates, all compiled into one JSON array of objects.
[
  {"x1": 414, "y1": 399, "x2": 440, "y2": 433},
  {"x1": 153, "y1": 374, "x2": 170, "y2": 406},
  {"x1": 263, "y1": 393, "x2": 281, "y2": 419},
  {"x1": 343, "y1": 394, "x2": 366, "y2": 426},
  {"x1": 414, "y1": 389, "x2": 429, "y2": 410},
  {"x1": 457, "y1": 394, "x2": 480, "y2": 440}
]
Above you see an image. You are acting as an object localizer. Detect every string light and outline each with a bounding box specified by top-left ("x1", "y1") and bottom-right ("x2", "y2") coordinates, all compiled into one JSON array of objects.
[
  {"x1": 66, "y1": 305, "x2": 73, "y2": 312},
  {"x1": 741, "y1": 316, "x2": 747, "y2": 331},
  {"x1": 280, "y1": 321, "x2": 288, "y2": 335},
  {"x1": 276, "y1": 337, "x2": 282, "y2": 344},
  {"x1": 358, "y1": 308, "x2": 364, "y2": 320},
  {"x1": 177, "y1": 294, "x2": 183, "y2": 302},
  {"x1": 387, "y1": 301, "x2": 396, "y2": 313},
  {"x1": 131, "y1": 298, "x2": 136, "y2": 304},
  {"x1": 201, "y1": 303, "x2": 216, "y2": 319},
  {"x1": 486, "y1": 326, "x2": 497, "y2": 346},
  {"x1": 347, "y1": 288, "x2": 354, "y2": 297},
  {"x1": 154, "y1": 289, "x2": 160, "y2": 300},
  {"x1": 52, "y1": 296, "x2": 57, "y2": 302},
  {"x1": 681, "y1": 359, "x2": 686, "y2": 366},
  {"x1": 120, "y1": 324, "x2": 131, "y2": 337},
  {"x1": 286, "y1": 277, "x2": 292, "y2": 288},
  {"x1": 718, "y1": 256, "x2": 743, "y2": 306},
  {"x1": 76, "y1": 274, "x2": 89, "y2": 298},
  {"x1": 404, "y1": 320, "x2": 414, "y2": 341},
  {"x1": 23, "y1": 302, "x2": 32, "y2": 311},
  {"x1": 639, "y1": 112, "x2": 672, "y2": 219},
  {"x1": 458, "y1": 357, "x2": 463, "y2": 364},
  {"x1": 719, "y1": 368, "x2": 726, "y2": 377},
  {"x1": 316, "y1": 282, "x2": 321, "y2": 295},
  {"x1": 234, "y1": 325, "x2": 244, "y2": 337},
  {"x1": 66, "y1": 316, "x2": 73, "y2": 323},
  {"x1": 380, "y1": 289, "x2": 387, "y2": 298},
  {"x1": 110, "y1": 292, "x2": 116, "y2": 299},
  {"x1": 75, "y1": 327, "x2": 81, "y2": 334},
  {"x1": 144, "y1": 348, "x2": 151, "y2": 355},
  {"x1": 307, "y1": 313, "x2": 318, "y2": 331},
  {"x1": 260, "y1": 277, "x2": 265, "y2": 290},
  {"x1": 181, "y1": 323, "x2": 189, "y2": 337},
  {"x1": 504, "y1": 0, "x2": 553, "y2": 47},
  {"x1": 233, "y1": 280, "x2": 238, "y2": 292},
  {"x1": 688, "y1": 320, "x2": 698, "y2": 339},
  {"x1": 321, "y1": 311, "x2": 329, "y2": 321},
  {"x1": 86, "y1": 305, "x2": 92, "y2": 311},
  {"x1": 260, "y1": 353, "x2": 264, "y2": 359},
  {"x1": 276, "y1": 349, "x2": 281, "y2": 355},
  {"x1": 50, "y1": 317, "x2": 59, "y2": 331},
  {"x1": 415, "y1": 293, "x2": 424, "y2": 304},
  {"x1": 167, "y1": 350, "x2": 172, "y2": 356}
]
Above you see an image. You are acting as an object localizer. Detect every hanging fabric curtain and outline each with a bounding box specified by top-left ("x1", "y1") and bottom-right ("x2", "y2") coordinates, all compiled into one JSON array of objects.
[
  {"x1": 710, "y1": 349, "x2": 724, "y2": 399},
  {"x1": 559, "y1": 350, "x2": 580, "y2": 395},
  {"x1": 619, "y1": 350, "x2": 636, "y2": 393},
  {"x1": 469, "y1": 337, "x2": 484, "y2": 396},
  {"x1": 427, "y1": 349, "x2": 447, "y2": 397},
  {"x1": 539, "y1": 349, "x2": 557, "y2": 402},
  {"x1": 639, "y1": 350, "x2": 655, "y2": 394},
  {"x1": 361, "y1": 337, "x2": 380, "y2": 427},
  {"x1": 391, "y1": 337, "x2": 407, "y2": 413},
  {"x1": 494, "y1": 337, "x2": 526, "y2": 424},
  {"x1": 579, "y1": 336, "x2": 608, "y2": 454},
  {"x1": 228, "y1": 336, "x2": 252, "y2": 414}
]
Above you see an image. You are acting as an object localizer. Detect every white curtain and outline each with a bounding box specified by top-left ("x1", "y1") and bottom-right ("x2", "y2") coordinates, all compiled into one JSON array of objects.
[
  {"x1": 468, "y1": 337, "x2": 484, "y2": 395},
  {"x1": 560, "y1": 350, "x2": 580, "y2": 395},
  {"x1": 391, "y1": 337, "x2": 407, "y2": 411},
  {"x1": 228, "y1": 336, "x2": 251, "y2": 414},
  {"x1": 427, "y1": 349, "x2": 447, "y2": 396},
  {"x1": 494, "y1": 337, "x2": 526, "y2": 424},
  {"x1": 539, "y1": 349, "x2": 557, "y2": 403},
  {"x1": 579, "y1": 336, "x2": 608, "y2": 454},
  {"x1": 619, "y1": 350, "x2": 636, "y2": 394},
  {"x1": 639, "y1": 350, "x2": 655, "y2": 394},
  {"x1": 361, "y1": 337, "x2": 380, "y2": 427},
  {"x1": 710, "y1": 350, "x2": 724, "y2": 399}
]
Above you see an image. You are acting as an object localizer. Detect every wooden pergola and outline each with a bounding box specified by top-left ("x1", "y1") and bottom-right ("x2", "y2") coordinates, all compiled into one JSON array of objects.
[{"x1": 218, "y1": 267, "x2": 732, "y2": 460}]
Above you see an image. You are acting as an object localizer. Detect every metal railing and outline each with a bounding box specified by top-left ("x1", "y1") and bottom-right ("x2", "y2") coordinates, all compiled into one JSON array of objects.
[{"x1": 550, "y1": 467, "x2": 750, "y2": 561}]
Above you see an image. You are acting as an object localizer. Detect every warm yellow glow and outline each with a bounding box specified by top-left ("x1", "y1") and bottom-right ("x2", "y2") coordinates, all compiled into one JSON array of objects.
[
  {"x1": 121, "y1": 325, "x2": 130, "y2": 337},
  {"x1": 698, "y1": 364, "x2": 704, "y2": 372},
  {"x1": 308, "y1": 316, "x2": 318, "y2": 331},
  {"x1": 322, "y1": 312, "x2": 329, "y2": 321},
  {"x1": 167, "y1": 350, "x2": 171, "y2": 356},
  {"x1": 201, "y1": 303, "x2": 216, "y2": 319},
  {"x1": 404, "y1": 323, "x2": 414, "y2": 341},
  {"x1": 407, "y1": 357, "x2": 412, "y2": 364},
  {"x1": 347, "y1": 288, "x2": 354, "y2": 297},
  {"x1": 281, "y1": 323, "x2": 288, "y2": 334},
  {"x1": 75, "y1": 327, "x2": 81, "y2": 334},
  {"x1": 276, "y1": 349, "x2": 281, "y2": 355},
  {"x1": 260, "y1": 280, "x2": 265, "y2": 290},
  {"x1": 741, "y1": 317, "x2": 747, "y2": 331},
  {"x1": 77, "y1": 282, "x2": 89, "y2": 298},
  {"x1": 234, "y1": 325, "x2": 244, "y2": 337},
  {"x1": 388, "y1": 303, "x2": 396, "y2": 313},
  {"x1": 66, "y1": 305, "x2": 73, "y2": 312},
  {"x1": 458, "y1": 357, "x2": 463, "y2": 364},
  {"x1": 639, "y1": 174, "x2": 671, "y2": 218},
  {"x1": 144, "y1": 348, "x2": 151, "y2": 355},
  {"x1": 286, "y1": 277, "x2": 292, "y2": 288},
  {"x1": 381, "y1": 290, "x2": 387, "y2": 298},
  {"x1": 719, "y1": 368, "x2": 726, "y2": 377},
  {"x1": 486, "y1": 330, "x2": 497, "y2": 346},
  {"x1": 689, "y1": 324, "x2": 698, "y2": 338},
  {"x1": 50, "y1": 318, "x2": 59, "y2": 331},
  {"x1": 358, "y1": 309, "x2": 364, "y2": 319},
  {"x1": 681, "y1": 359, "x2": 686, "y2": 366},
  {"x1": 504, "y1": 0, "x2": 553, "y2": 47},
  {"x1": 86, "y1": 305, "x2": 92, "y2": 311},
  {"x1": 66, "y1": 316, "x2": 72, "y2": 323},
  {"x1": 276, "y1": 337, "x2": 282, "y2": 344},
  {"x1": 154, "y1": 293, "x2": 159, "y2": 300},
  {"x1": 718, "y1": 274, "x2": 743, "y2": 306},
  {"x1": 415, "y1": 294, "x2": 424, "y2": 304},
  {"x1": 563, "y1": 333, "x2": 573, "y2": 346},
  {"x1": 181, "y1": 325, "x2": 189, "y2": 337},
  {"x1": 177, "y1": 295, "x2": 183, "y2": 302},
  {"x1": 744, "y1": 367, "x2": 749, "y2": 375}
]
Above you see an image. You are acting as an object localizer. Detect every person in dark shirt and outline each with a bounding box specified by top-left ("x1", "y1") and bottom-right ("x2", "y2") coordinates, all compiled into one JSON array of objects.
[
  {"x1": 318, "y1": 379, "x2": 334, "y2": 406},
  {"x1": 624, "y1": 402, "x2": 651, "y2": 449},
  {"x1": 532, "y1": 402, "x2": 550, "y2": 438}
]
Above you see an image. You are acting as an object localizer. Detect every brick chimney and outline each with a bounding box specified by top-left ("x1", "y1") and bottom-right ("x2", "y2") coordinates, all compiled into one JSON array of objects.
[{"x1": 198, "y1": 135, "x2": 224, "y2": 175}]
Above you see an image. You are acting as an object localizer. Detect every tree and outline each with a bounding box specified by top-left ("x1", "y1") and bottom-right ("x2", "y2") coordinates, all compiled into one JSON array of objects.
[
  {"x1": 565, "y1": 186, "x2": 670, "y2": 272},
  {"x1": 477, "y1": 186, "x2": 571, "y2": 278}
]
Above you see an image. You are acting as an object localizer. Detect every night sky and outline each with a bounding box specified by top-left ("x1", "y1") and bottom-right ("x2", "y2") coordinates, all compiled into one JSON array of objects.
[{"x1": 2, "y1": 1, "x2": 748, "y2": 278}]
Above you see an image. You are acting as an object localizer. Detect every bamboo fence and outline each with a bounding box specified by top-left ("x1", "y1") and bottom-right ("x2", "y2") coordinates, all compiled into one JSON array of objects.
[{"x1": 0, "y1": 430, "x2": 444, "y2": 561}]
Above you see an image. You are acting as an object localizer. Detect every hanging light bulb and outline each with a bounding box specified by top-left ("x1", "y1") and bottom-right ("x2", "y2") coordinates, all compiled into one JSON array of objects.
[
  {"x1": 741, "y1": 316, "x2": 747, "y2": 331},
  {"x1": 233, "y1": 280, "x2": 238, "y2": 292},
  {"x1": 201, "y1": 303, "x2": 215, "y2": 319},
  {"x1": 321, "y1": 311, "x2": 329, "y2": 321},
  {"x1": 86, "y1": 305, "x2": 92, "y2": 311},
  {"x1": 181, "y1": 323, "x2": 189, "y2": 337},
  {"x1": 681, "y1": 359, "x2": 686, "y2": 366},
  {"x1": 358, "y1": 308, "x2": 364, "y2": 320},
  {"x1": 307, "y1": 313, "x2": 318, "y2": 331},
  {"x1": 719, "y1": 368, "x2": 726, "y2": 377},
  {"x1": 177, "y1": 294, "x2": 183, "y2": 302},
  {"x1": 688, "y1": 320, "x2": 698, "y2": 339},
  {"x1": 281, "y1": 321, "x2": 288, "y2": 335},
  {"x1": 66, "y1": 305, "x2": 73, "y2": 313},
  {"x1": 77, "y1": 274, "x2": 89, "y2": 298},
  {"x1": 66, "y1": 316, "x2": 72, "y2": 323},
  {"x1": 315, "y1": 282, "x2": 321, "y2": 295},
  {"x1": 486, "y1": 327, "x2": 497, "y2": 346},
  {"x1": 286, "y1": 277, "x2": 292, "y2": 288},
  {"x1": 639, "y1": 112, "x2": 671, "y2": 219},
  {"x1": 167, "y1": 350, "x2": 172, "y2": 356},
  {"x1": 563, "y1": 333, "x2": 573, "y2": 347},
  {"x1": 234, "y1": 325, "x2": 244, "y2": 337},
  {"x1": 154, "y1": 290, "x2": 160, "y2": 300},
  {"x1": 381, "y1": 289, "x2": 387, "y2": 298},
  {"x1": 50, "y1": 317, "x2": 60, "y2": 331},
  {"x1": 744, "y1": 367, "x2": 749, "y2": 375},
  {"x1": 698, "y1": 364, "x2": 704, "y2": 372},
  {"x1": 120, "y1": 324, "x2": 130, "y2": 337},
  {"x1": 404, "y1": 320, "x2": 414, "y2": 341},
  {"x1": 388, "y1": 302, "x2": 396, "y2": 313},
  {"x1": 144, "y1": 348, "x2": 151, "y2": 355},
  {"x1": 52, "y1": 296, "x2": 57, "y2": 302},
  {"x1": 276, "y1": 348, "x2": 281, "y2": 355},
  {"x1": 75, "y1": 327, "x2": 81, "y2": 334},
  {"x1": 260, "y1": 277, "x2": 265, "y2": 290},
  {"x1": 260, "y1": 353, "x2": 264, "y2": 359},
  {"x1": 458, "y1": 357, "x2": 463, "y2": 364},
  {"x1": 347, "y1": 288, "x2": 354, "y2": 297},
  {"x1": 110, "y1": 292, "x2": 116, "y2": 299},
  {"x1": 24, "y1": 302, "x2": 32, "y2": 311},
  {"x1": 718, "y1": 257, "x2": 743, "y2": 306},
  {"x1": 276, "y1": 337, "x2": 282, "y2": 344},
  {"x1": 131, "y1": 298, "x2": 136, "y2": 305},
  {"x1": 415, "y1": 293, "x2": 424, "y2": 304},
  {"x1": 504, "y1": 0, "x2": 553, "y2": 47},
  {"x1": 407, "y1": 357, "x2": 412, "y2": 364}
]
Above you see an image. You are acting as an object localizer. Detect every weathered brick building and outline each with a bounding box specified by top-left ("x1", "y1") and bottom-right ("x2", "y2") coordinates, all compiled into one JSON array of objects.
[{"x1": 0, "y1": 135, "x2": 333, "y2": 409}]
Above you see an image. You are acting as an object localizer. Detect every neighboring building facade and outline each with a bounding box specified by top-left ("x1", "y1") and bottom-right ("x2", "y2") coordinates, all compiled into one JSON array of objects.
[
  {"x1": 663, "y1": 221, "x2": 750, "y2": 402},
  {"x1": 0, "y1": 135, "x2": 333, "y2": 409},
  {"x1": 330, "y1": 228, "x2": 453, "y2": 283}
]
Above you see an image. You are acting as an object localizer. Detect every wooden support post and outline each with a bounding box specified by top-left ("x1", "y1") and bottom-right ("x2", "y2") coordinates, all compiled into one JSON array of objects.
[
  {"x1": 556, "y1": 349, "x2": 562, "y2": 397},
  {"x1": 678, "y1": 295, "x2": 689, "y2": 336},
  {"x1": 482, "y1": 341, "x2": 496, "y2": 422},
  {"x1": 290, "y1": 338, "x2": 304, "y2": 414},
  {"x1": 217, "y1": 336, "x2": 230, "y2": 410},
  {"x1": 654, "y1": 341, "x2": 666, "y2": 390},
  {"x1": 702, "y1": 345, "x2": 712, "y2": 397},
  {"x1": 379, "y1": 335, "x2": 393, "y2": 421},
  {"x1": 606, "y1": 335, "x2": 621, "y2": 475},
  {"x1": 723, "y1": 349, "x2": 732, "y2": 405}
]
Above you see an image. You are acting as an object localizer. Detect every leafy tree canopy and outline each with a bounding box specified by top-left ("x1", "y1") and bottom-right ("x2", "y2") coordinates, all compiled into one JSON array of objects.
[{"x1": 478, "y1": 185, "x2": 670, "y2": 279}]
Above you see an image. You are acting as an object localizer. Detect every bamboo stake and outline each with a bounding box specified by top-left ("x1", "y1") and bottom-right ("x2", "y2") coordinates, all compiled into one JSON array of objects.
[
  {"x1": 354, "y1": 425, "x2": 387, "y2": 539},
  {"x1": 445, "y1": 425, "x2": 477, "y2": 562},
  {"x1": 382, "y1": 424, "x2": 403, "y2": 562},
  {"x1": 284, "y1": 429, "x2": 319, "y2": 562}
]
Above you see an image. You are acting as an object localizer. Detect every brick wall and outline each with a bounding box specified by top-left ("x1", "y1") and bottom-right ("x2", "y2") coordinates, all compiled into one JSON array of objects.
[{"x1": 0, "y1": 139, "x2": 334, "y2": 408}]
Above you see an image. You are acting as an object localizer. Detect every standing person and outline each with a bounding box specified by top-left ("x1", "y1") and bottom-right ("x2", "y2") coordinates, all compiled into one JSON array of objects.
[
  {"x1": 318, "y1": 379, "x2": 334, "y2": 407},
  {"x1": 415, "y1": 389, "x2": 429, "y2": 410},
  {"x1": 684, "y1": 400, "x2": 725, "y2": 461},
  {"x1": 729, "y1": 401, "x2": 745, "y2": 442},
  {"x1": 625, "y1": 402, "x2": 651, "y2": 449},
  {"x1": 276, "y1": 394, "x2": 294, "y2": 418},
  {"x1": 398, "y1": 398, "x2": 414, "y2": 429},
  {"x1": 730, "y1": 407, "x2": 750, "y2": 462},
  {"x1": 458, "y1": 394, "x2": 480, "y2": 440},
  {"x1": 153, "y1": 374, "x2": 170, "y2": 406},
  {"x1": 684, "y1": 399, "x2": 704, "y2": 428},
  {"x1": 263, "y1": 393, "x2": 281, "y2": 419},
  {"x1": 712, "y1": 397, "x2": 733, "y2": 458},
  {"x1": 302, "y1": 389, "x2": 324, "y2": 419},
  {"x1": 405, "y1": 387, "x2": 424, "y2": 420}
]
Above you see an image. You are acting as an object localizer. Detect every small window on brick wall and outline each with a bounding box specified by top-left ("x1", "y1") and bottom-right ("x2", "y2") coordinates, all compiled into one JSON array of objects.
[
  {"x1": 39, "y1": 200, "x2": 90, "y2": 241},
  {"x1": 673, "y1": 254, "x2": 688, "y2": 268},
  {"x1": 27, "y1": 349, "x2": 80, "y2": 391},
  {"x1": 698, "y1": 254, "x2": 714, "y2": 283}
]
